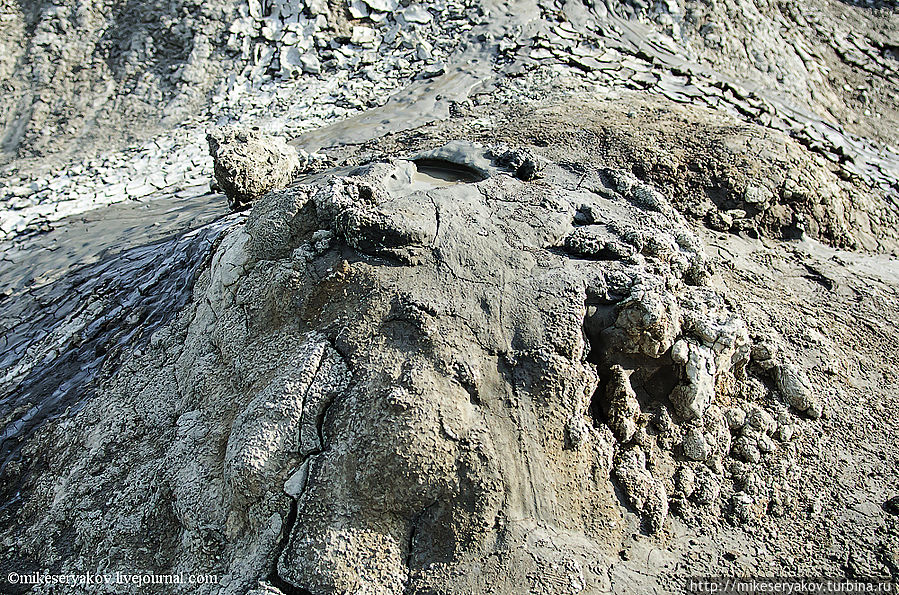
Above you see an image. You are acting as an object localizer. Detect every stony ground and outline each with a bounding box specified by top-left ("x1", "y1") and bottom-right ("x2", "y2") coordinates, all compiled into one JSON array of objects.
[{"x1": 0, "y1": 0, "x2": 898, "y2": 593}]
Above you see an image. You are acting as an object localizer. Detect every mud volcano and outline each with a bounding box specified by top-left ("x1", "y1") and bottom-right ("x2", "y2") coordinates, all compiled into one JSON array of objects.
[
  {"x1": 1, "y1": 137, "x2": 838, "y2": 592},
  {"x1": 1, "y1": 0, "x2": 898, "y2": 591}
]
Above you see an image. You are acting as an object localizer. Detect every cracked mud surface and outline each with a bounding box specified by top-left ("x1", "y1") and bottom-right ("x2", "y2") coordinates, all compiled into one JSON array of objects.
[
  {"x1": 1, "y1": 0, "x2": 898, "y2": 593},
  {"x1": 1, "y1": 100, "x2": 897, "y2": 593}
]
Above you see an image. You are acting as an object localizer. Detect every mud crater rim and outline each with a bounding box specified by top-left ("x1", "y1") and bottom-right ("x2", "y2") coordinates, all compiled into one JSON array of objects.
[{"x1": 411, "y1": 158, "x2": 489, "y2": 187}]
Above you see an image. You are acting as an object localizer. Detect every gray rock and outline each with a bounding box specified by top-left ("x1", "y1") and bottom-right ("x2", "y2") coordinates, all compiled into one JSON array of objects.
[
  {"x1": 730, "y1": 492, "x2": 756, "y2": 524},
  {"x1": 708, "y1": 210, "x2": 734, "y2": 231},
  {"x1": 692, "y1": 470, "x2": 721, "y2": 505},
  {"x1": 683, "y1": 427, "x2": 712, "y2": 461},
  {"x1": 280, "y1": 46, "x2": 305, "y2": 76},
  {"x1": 756, "y1": 433, "x2": 776, "y2": 454},
  {"x1": 806, "y1": 400, "x2": 824, "y2": 420},
  {"x1": 775, "y1": 424, "x2": 795, "y2": 441},
  {"x1": 669, "y1": 339, "x2": 716, "y2": 420},
  {"x1": 725, "y1": 406, "x2": 747, "y2": 431},
  {"x1": 351, "y1": 25, "x2": 378, "y2": 46},
  {"x1": 732, "y1": 435, "x2": 762, "y2": 463},
  {"x1": 348, "y1": 0, "x2": 369, "y2": 18},
  {"x1": 604, "y1": 365, "x2": 641, "y2": 443},
  {"x1": 750, "y1": 337, "x2": 780, "y2": 370},
  {"x1": 744, "y1": 184, "x2": 773, "y2": 206},
  {"x1": 746, "y1": 405, "x2": 776, "y2": 435},
  {"x1": 207, "y1": 126, "x2": 301, "y2": 210},
  {"x1": 613, "y1": 447, "x2": 669, "y2": 533},
  {"x1": 362, "y1": 0, "x2": 397, "y2": 11},
  {"x1": 401, "y1": 4, "x2": 432, "y2": 23},
  {"x1": 490, "y1": 146, "x2": 545, "y2": 180},
  {"x1": 300, "y1": 52, "x2": 322, "y2": 74},
  {"x1": 674, "y1": 465, "x2": 697, "y2": 498},
  {"x1": 775, "y1": 363, "x2": 817, "y2": 413}
]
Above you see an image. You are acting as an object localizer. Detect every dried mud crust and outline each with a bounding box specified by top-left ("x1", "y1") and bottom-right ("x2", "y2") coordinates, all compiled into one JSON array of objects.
[
  {"x1": 3, "y1": 114, "x2": 896, "y2": 593},
  {"x1": 0, "y1": 0, "x2": 896, "y2": 590},
  {"x1": 656, "y1": 227, "x2": 899, "y2": 582},
  {"x1": 325, "y1": 104, "x2": 899, "y2": 583},
  {"x1": 654, "y1": 0, "x2": 899, "y2": 149},
  {"x1": 0, "y1": 0, "x2": 238, "y2": 164},
  {"x1": 325, "y1": 90, "x2": 899, "y2": 254},
  {"x1": 3, "y1": 0, "x2": 898, "y2": 248}
]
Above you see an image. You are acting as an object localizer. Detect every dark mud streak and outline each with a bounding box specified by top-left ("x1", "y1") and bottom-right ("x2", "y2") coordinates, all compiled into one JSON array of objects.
[
  {"x1": 267, "y1": 335, "x2": 350, "y2": 594},
  {"x1": 0, "y1": 213, "x2": 242, "y2": 503},
  {"x1": 267, "y1": 497, "x2": 311, "y2": 595},
  {"x1": 405, "y1": 500, "x2": 439, "y2": 570}
]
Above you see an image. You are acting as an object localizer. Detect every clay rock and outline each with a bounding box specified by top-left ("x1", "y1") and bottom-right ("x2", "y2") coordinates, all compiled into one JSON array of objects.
[
  {"x1": 0, "y1": 142, "x2": 797, "y2": 593},
  {"x1": 490, "y1": 145, "x2": 546, "y2": 180},
  {"x1": 613, "y1": 447, "x2": 669, "y2": 533},
  {"x1": 682, "y1": 427, "x2": 711, "y2": 461},
  {"x1": 750, "y1": 334, "x2": 781, "y2": 370},
  {"x1": 670, "y1": 338, "x2": 717, "y2": 420},
  {"x1": 775, "y1": 363, "x2": 820, "y2": 416},
  {"x1": 224, "y1": 334, "x2": 350, "y2": 507},
  {"x1": 207, "y1": 126, "x2": 301, "y2": 210},
  {"x1": 667, "y1": 296, "x2": 750, "y2": 420},
  {"x1": 604, "y1": 365, "x2": 642, "y2": 443}
]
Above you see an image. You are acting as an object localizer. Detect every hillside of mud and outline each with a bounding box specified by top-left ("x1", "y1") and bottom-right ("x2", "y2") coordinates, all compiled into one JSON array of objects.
[{"x1": 0, "y1": 0, "x2": 897, "y2": 593}]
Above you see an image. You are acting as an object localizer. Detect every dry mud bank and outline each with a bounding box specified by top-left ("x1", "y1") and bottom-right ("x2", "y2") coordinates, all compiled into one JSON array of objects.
[
  {"x1": 0, "y1": 0, "x2": 898, "y2": 593},
  {"x1": 1, "y1": 98, "x2": 897, "y2": 593}
]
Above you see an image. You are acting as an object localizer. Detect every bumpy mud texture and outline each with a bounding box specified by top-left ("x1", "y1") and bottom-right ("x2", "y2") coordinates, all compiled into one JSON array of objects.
[
  {"x1": 1, "y1": 0, "x2": 898, "y2": 590},
  {"x1": 1, "y1": 139, "x2": 820, "y2": 593}
]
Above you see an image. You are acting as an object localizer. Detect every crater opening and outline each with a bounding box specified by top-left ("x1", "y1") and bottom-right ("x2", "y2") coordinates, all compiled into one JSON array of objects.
[{"x1": 411, "y1": 158, "x2": 488, "y2": 190}]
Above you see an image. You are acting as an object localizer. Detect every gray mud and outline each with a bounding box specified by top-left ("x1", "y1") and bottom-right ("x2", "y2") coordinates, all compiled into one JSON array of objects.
[
  {"x1": 0, "y1": 0, "x2": 898, "y2": 593},
  {"x1": 0, "y1": 191, "x2": 240, "y2": 492}
]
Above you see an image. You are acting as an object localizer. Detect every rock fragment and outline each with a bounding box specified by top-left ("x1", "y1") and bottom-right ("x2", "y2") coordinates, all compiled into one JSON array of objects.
[
  {"x1": 674, "y1": 465, "x2": 696, "y2": 498},
  {"x1": 746, "y1": 405, "x2": 776, "y2": 435},
  {"x1": 669, "y1": 339, "x2": 716, "y2": 420},
  {"x1": 725, "y1": 406, "x2": 747, "y2": 431},
  {"x1": 351, "y1": 25, "x2": 378, "y2": 46},
  {"x1": 207, "y1": 127, "x2": 301, "y2": 210},
  {"x1": 613, "y1": 447, "x2": 668, "y2": 533},
  {"x1": 775, "y1": 363, "x2": 821, "y2": 417},
  {"x1": 731, "y1": 435, "x2": 761, "y2": 463},
  {"x1": 604, "y1": 365, "x2": 641, "y2": 443},
  {"x1": 750, "y1": 335, "x2": 780, "y2": 370},
  {"x1": 362, "y1": 0, "x2": 397, "y2": 11},
  {"x1": 682, "y1": 427, "x2": 711, "y2": 462},
  {"x1": 401, "y1": 4, "x2": 432, "y2": 23},
  {"x1": 692, "y1": 470, "x2": 721, "y2": 505},
  {"x1": 490, "y1": 146, "x2": 545, "y2": 180},
  {"x1": 730, "y1": 492, "x2": 757, "y2": 524}
]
